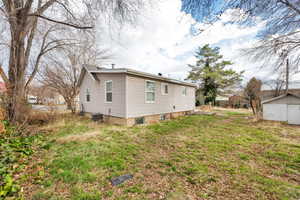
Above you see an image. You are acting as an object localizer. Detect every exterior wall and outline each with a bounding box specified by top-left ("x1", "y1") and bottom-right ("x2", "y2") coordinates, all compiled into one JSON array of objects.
[
  {"x1": 126, "y1": 75, "x2": 195, "y2": 118},
  {"x1": 263, "y1": 104, "x2": 287, "y2": 122},
  {"x1": 262, "y1": 95, "x2": 300, "y2": 124},
  {"x1": 287, "y1": 105, "x2": 300, "y2": 125},
  {"x1": 229, "y1": 95, "x2": 249, "y2": 108},
  {"x1": 86, "y1": 111, "x2": 189, "y2": 126},
  {"x1": 126, "y1": 111, "x2": 188, "y2": 126},
  {"x1": 79, "y1": 73, "x2": 126, "y2": 118}
]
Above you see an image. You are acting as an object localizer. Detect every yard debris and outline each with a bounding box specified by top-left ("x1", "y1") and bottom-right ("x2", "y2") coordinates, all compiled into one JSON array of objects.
[{"x1": 111, "y1": 174, "x2": 133, "y2": 186}]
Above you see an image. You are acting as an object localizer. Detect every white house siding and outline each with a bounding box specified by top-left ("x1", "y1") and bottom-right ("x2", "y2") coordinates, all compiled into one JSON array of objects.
[
  {"x1": 79, "y1": 73, "x2": 126, "y2": 118},
  {"x1": 287, "y1": 105, "x2": 300, "y2": 125},
  {"x1": 126, "y1": 75, "x2": 195, "y2": 118},
  {"x1": 263, "y1": 104, "x2": 287, "y2": 122},
  {"x1": 262, "y1": 95, "x2": 300, "y2": 123}
]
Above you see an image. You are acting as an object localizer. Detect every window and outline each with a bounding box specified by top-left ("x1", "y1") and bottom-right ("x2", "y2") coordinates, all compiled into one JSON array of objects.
[
  {"x1": 145, "y1": 80, "x2": 155, "y2": 103},
  {"x1": 86, "y1": 88, "x2": 90, "y2": 102},
  {"x1": 182, "y1": 86, "x2": 187, "y2": 96},
  {"x1": 160, "y1": 114, "x2": 167, "y2": 121},
  {"x1": 135, "y1": 117, "x2": 145, "y2": 125},
  {"x1": 161, "y1": 83, "x2": 168, "y2": 95},
  {"x1": 105, "y1": 80, "x2": 113, "y2": 103}
]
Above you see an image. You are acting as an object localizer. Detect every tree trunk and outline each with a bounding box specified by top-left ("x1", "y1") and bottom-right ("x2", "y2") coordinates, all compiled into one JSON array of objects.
[
  {"x1": 250, "y1": 99, "x2": 256, "y2": 115},
  {"x1": 65, "y1": 98, "x2": 76, "y2": 114},
  {"x1": 7, "y1": 29, "x2": 28, "y2": 124}
]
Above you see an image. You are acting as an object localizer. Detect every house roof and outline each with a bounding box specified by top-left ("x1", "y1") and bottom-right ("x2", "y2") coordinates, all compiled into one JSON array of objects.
[
  {"x1": 78, "y1": 64, "x2": 197, "y2": 88},
  {"x1": 261, "y1": 92, "x2": 300, "y2": 104}
]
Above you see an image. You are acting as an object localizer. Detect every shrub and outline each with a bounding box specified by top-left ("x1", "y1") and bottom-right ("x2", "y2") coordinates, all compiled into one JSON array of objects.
[{"x1": 27, "y1": 111, "x2": 58, "y2": 125}]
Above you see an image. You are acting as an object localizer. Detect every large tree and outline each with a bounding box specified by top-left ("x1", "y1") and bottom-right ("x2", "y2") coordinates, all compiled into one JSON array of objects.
[
  {"x1": 0, "y1": 0, "x2": 144, "y2": 124},
  {"x1": 244, "y1": 77, "x2": 262, "y2": 118},
  {"x1": 187, "y1": 44, "x2": 243, "y2": 105}
]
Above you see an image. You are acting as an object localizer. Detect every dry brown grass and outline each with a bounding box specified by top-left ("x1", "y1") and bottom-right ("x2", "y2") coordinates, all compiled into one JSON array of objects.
[{"x1": 56, "y1": 130, "x2": 102, "y2": 144}]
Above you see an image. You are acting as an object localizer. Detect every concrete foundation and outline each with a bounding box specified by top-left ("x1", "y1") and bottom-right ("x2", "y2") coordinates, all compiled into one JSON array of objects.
[{"x1": 86, "y1": 110, "x2": 194, "y2": 126}]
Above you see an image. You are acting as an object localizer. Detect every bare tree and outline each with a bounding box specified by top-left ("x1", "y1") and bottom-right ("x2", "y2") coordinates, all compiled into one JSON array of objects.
[
  {"x1": 40, "y1": 62, "x2": 79, "y2": 113},
  {"x1": 264, "y1": 73, "x2": 286, "y2": 97},
  {"x1": 39, "y1": 33, "x2": 110, "y2": 113},
  {"x1": 0, "y1": 0, "x2": 144, "y2": 124},
  {"x1": 244, "y1": 77, "x2": 262, "y2": 118}
]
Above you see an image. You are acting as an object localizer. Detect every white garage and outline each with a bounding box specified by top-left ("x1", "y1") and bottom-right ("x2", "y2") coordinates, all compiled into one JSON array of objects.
[{"x1": 262, "y1": 93, "x2": 300, "y2": 125}]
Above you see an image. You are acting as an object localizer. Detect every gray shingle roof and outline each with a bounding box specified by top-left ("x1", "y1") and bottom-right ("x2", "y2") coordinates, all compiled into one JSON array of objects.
[{"x1": 81, "y1": 65, "x2": 197, "y2": 88}]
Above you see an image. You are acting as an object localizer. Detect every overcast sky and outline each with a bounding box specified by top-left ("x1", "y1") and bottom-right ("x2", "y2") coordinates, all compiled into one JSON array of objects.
[{"x1": 96, "y1": 0, "x2": 284, "y2": 83}]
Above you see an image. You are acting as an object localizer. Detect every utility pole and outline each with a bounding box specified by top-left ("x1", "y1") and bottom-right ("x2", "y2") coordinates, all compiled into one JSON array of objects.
[{"x1": 286, "y1": 58, "x2": 289, "y2": 94}]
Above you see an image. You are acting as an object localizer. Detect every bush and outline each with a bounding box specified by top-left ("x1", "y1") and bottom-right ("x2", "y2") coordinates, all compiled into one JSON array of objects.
[{"x1": 27, "y1": 111, "x2": 58, "y2": 125}]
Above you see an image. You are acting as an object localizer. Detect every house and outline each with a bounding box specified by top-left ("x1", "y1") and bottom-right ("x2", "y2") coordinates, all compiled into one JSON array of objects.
[
  {"x1": 262, "y1": 93, "x2": 300, "y2": 125},
  {"x1": 229, "y1": 95, "x2": 249, "y2": 108},
  {"x1": 215, "y1": 96, "x2": 229, "y2": 107},
  {"x1": 27, "y1": 95, "x2": 38, "y2": 104},
  {"x1": 78, "y1": 65, "x2": 196, "y2": 125}
]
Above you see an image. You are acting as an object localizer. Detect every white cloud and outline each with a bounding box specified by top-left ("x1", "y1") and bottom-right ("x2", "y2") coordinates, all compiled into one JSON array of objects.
[{"x1": 96, "y1": 0, "x2": 265, "y2": 81}]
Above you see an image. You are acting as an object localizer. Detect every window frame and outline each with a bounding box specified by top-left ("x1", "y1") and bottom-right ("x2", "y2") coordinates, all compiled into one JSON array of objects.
[
  {"x1": 135, "y1": 117, "x2": 145, "y2": 125},
  {"x1": 145, "y1": 80, "x2": 156, "y2": 103},
  {"x1": 182, "y1": 86, "x2": 187, "y2": 96},
  {"x1": 161, "y1": 83, "x2": 169, "y2": 95},
  {"x1": 105, "y1": 80, "x2": 113, "y2": 103},
  {"x1": 160, "y1": 114, "x2": 167, "y2": 121},
  {"x1": 86, "y1": 88, "x2": 90, "y2": 102}
]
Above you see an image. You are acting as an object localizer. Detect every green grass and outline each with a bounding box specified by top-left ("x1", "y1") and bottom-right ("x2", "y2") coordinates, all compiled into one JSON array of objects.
[{"x1": 21, "y1": 112, "x2": 300, "y2": 200}]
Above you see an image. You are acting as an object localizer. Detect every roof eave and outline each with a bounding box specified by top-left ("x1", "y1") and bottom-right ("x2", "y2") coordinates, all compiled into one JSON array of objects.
[
  {"x1": 262, "y1": 93, "x2": 300, "y2": 104},
  {"x1": 88, "y1": 69, "x2": 197, "y2": 88}
]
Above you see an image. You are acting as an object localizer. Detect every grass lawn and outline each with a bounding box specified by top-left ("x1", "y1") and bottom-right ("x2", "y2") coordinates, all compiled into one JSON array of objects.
[{"x1": 20, "y1": 111, "x2": 300, "y2": 200}]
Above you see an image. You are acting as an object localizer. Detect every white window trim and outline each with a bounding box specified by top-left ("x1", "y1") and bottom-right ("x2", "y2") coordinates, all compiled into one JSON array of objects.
[
  {"x1": 86, "y1": 88, "x2": 90, "y2": 102},
  {"x1": 105, "y1": 80, "x2": 113, "y2": 103},
  {"x1": 161, "y1": 83, "x2": 169, "y2": 95},
  {"x1": 182, "y1": 86, "x2": 187, "y2": 96},
  {"x1": 145, "y1": 80, "x2": 156, "y2": 103}
]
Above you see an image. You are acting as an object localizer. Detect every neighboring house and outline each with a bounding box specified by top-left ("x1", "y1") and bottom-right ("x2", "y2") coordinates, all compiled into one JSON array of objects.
[
  {"x1": 27, "y1": 95, "x2": 38, "y2": 104},
  {"x1": 215, "y1": 96, "x2": 229, "y2": 107},
  {"x1": 78, "y1": 65, "x2": 196, "y2": 125},
  {"x1": 195, "y1": 89, "x2": 205, "y2": 106},
  {"x1": 53, "y1": 94, "x2": 66, "y2": 105},
  {"x1": 262, "y1": 93, "x2": 300, "y2": 125},
  {"x1": 229, "y1": 95, "x2": 249, "y2": 108}
]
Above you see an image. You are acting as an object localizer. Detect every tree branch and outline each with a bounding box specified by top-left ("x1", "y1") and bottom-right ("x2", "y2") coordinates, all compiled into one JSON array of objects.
[
  {"x1": 278, "y1": 0, "x2": 300, "y2": 15},
  {"x1": 28, "y1": 14, "x2": 93, "y2": 29}
]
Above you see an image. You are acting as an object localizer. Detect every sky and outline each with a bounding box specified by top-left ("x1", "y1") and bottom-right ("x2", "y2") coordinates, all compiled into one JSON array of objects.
[{"x1": 96, "y1": 0, "x2": 280, "y2": 84}]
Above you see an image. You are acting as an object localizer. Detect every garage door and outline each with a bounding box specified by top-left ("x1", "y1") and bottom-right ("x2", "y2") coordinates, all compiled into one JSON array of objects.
[
  {"x1": 263, "y1": 104, "x2": 287, "y2": 121},
  {"x1": 288, "y1": 105, "x2": 300, "y2": 125}
]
